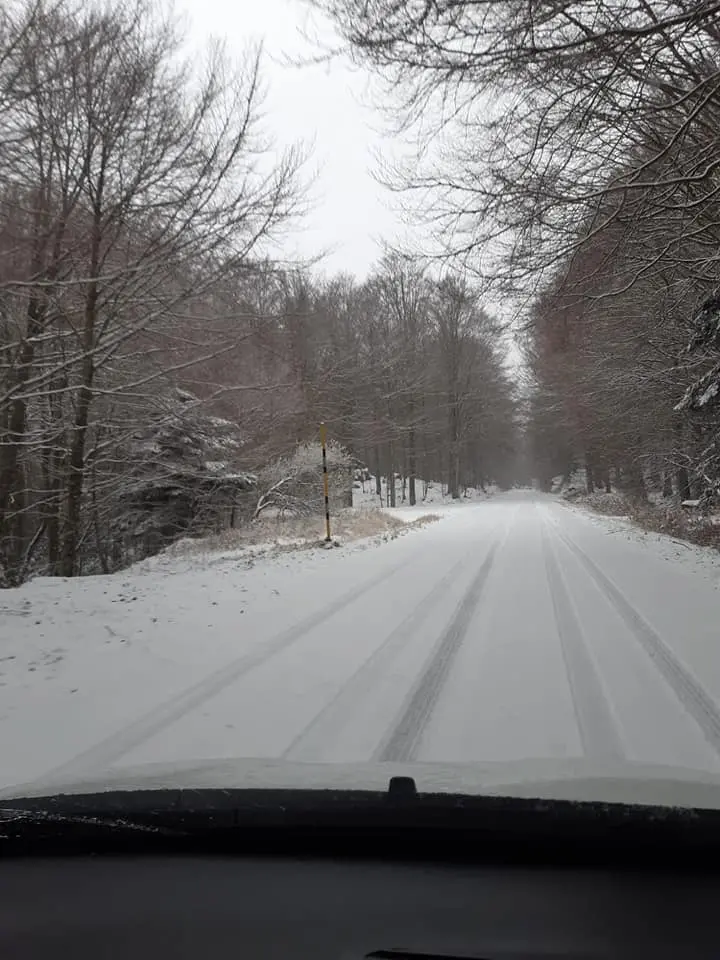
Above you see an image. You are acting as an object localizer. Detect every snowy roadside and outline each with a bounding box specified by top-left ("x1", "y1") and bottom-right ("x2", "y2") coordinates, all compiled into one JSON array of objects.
[
  {"x1": 353, "y1": 477, "x2": 495, "y2": 522},
  {"x1": 559, "y1": 496, "x2": 720, "y2": 587},
  {"x1": 135, "y1": 506, "x2": 439, "y2": 575},
  {"x1": 554, "y1": 472, "x2": 720, "y2": 565},
  {"x1": 0, "y1": 501, "x2": 445, "y2": 789}
]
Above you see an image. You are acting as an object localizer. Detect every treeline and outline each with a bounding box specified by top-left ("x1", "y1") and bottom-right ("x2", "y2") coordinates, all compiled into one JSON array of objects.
[
  {"x1": 177, "y1": 257, "x2": 519, "y2": 506},
  {"x1": 0, "y1": 0, "x2": 302, "y2": 584},
  {"x1": 280, "y1": 258, "x2": 518, "y2": 506},
  {"x1": 321, "y1": 0, "x2": 720, "y2": 503},
  {"x1": 520, "y1": 1, "x2": 720, "y2": 498},
  {"x1": 0, "y1": 1, "x2": 517, "y2": 585},
  {"x1": 525, "y1": 230, "x2": 714, "y2": 499}
]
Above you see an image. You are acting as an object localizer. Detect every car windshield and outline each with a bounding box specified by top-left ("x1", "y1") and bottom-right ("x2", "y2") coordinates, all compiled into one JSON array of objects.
[{"x1": 2, "y1": 0, "x2": 720, "y2": 813}]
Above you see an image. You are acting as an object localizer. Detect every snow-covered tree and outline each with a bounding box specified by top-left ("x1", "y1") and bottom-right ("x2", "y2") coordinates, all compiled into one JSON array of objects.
[
  {"x1": 253, "y1": 440, "x2": 353, "y2": 520},
  {"x1": 103, "y1": 389, "x2": 256, "y2": 569},
  {"x1": 0, "y1": 0, "x2": 304, "y2": 583},
  {"x1": 675, "y1": 294, "x2": 720, "y2": 504}
]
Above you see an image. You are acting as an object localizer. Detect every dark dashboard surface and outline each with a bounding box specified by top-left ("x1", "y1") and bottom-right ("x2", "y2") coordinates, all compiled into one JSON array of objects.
[{"x1": 1, "y1": 854, "x2": 719, "y2": 959}]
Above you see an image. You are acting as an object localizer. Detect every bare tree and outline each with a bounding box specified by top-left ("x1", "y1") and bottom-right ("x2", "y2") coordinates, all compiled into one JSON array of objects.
[
  {"x1": 0, "y1": 0, "x2": 305, "y2": 582},
  {"x1": 318, "y1": 1, "x2": 720, "y2": 292}
]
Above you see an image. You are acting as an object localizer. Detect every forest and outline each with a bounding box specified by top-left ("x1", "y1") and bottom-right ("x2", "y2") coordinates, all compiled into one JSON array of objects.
[
  {"x1": 321, "y1": 0, "x2": 720, "y2": 503},
  {"x1": 0, "y1": 0, "x2": 517, "y2": 584},
  {"x1": 5, "y1": 0, "x2": 720, "y2": 585}
]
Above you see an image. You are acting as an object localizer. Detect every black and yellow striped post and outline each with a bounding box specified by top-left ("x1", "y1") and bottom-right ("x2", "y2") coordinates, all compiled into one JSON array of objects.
[{"x1": 319, "y1": 422, "x2": 332, "y2": 542}]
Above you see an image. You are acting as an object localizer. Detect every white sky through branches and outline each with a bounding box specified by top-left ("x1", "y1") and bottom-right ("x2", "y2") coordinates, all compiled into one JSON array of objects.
[
  {"x1": 176, "y1": 0, "x2": 404, "y2": 279},
  {"x1": 175, "y1": 0, "x2": 520, "y2": 362}
]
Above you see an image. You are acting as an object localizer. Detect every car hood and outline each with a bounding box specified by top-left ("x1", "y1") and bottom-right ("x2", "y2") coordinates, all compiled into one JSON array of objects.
[{"x1": 6, "y1": 756, "x2": 720, "y2": 808}]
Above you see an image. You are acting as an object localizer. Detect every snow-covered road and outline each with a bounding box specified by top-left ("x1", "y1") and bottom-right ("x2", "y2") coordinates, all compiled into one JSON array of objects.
[{"x1": 4, "y1": 490, "x2": 720, "y2": 795}]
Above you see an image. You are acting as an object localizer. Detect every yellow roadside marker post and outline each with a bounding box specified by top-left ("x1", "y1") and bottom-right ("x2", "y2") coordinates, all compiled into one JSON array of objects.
[{"x1": 319, "y1": 422, "x2": 332, "y2": 543}]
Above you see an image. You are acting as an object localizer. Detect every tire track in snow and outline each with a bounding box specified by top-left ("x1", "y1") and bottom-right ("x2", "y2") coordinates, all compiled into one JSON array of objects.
[
  {"x1": 548, "y1": 513, "x2": 720, "y2": 760},
  {"x1": 540, "y1": 522, "x2": 625, "y2": 762},
  {"x1": 282, "y1": 545, "x2": 481, "y2": 761},
  {"x1": 42, "y1": 551, "x2": 416, "y2": 782},
  {"x1": 376, "y1": 537, "x2": 502, "y2": 763}
]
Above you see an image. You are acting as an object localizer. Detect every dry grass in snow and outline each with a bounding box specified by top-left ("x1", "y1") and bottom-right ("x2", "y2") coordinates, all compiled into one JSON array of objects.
[
  {"x1": 165, "y1": 508, "x2": 440, "y2": 561},
  {"x1": 569, "y1": 490, "x2": 720, "y2": 551}
]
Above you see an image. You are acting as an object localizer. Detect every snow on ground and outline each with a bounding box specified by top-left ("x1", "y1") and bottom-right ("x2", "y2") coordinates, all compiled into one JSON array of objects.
[
  {"x1": 561, "y1": 498, "x2": 720, "y2": 587},
  {"x1": 3, "y1": 489, "x2": 720, "y2": 803},
  {"x1": 352, "y1": 476, "x2": 495, "y2": 521},
  {"x1": 0, "y1": 505, "x2": 451, "y2": 791}
]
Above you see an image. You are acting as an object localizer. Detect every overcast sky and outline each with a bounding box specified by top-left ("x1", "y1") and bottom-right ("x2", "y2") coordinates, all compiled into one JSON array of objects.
[{"x1": 176, "y1": 0, "x2": 405, "y2": 280}]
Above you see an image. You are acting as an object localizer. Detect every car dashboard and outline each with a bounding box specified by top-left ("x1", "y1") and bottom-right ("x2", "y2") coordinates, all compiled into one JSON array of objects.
[{"x1": 2, "y1": 784, "x2": 720, "y2": 958}]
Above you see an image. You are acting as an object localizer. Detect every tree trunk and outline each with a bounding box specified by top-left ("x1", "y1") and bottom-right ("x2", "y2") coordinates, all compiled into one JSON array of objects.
[
  {"x1": 43, "y1": 442, "x2": 63, "y2": 574},
  {"x1": 344, "y1": 467, "x2": 353, "y2": 507},
  {"x1": 387, "y1": 441, "x2": 397, "y2": 507},
  {"x1": 92, "y1": 468, "x2": 110, "y2": 575},
  {"x1": 449, "y1": 400, "x2": 461, "y2": 499},
  {"x1": 44, "y1": 374, "x2": 67, "y2": 574},
  {"x1": 0, "y1": 301, "x2": 42, "y2": 578},
  {"x1": 624, "y1": 460, "x2": 647, "y2": 501},
  {"x1": 585, "y1": 456, "x2": 595, "y2": 494},
  {"x1": 408, "y1": 427, "x2": 417, "y2": 506},
  {"x1": 677, "y1": 467, "x2": 691, "y2": 501},
  {"x1": 649, "y1": 462, "x2": 662, "y2": 494},
  {"x1": 61, "y1": 381, "x2": 93, "y2": 577},
  {"x1": 60, "y1": 141, "x2": 105, "y2": 577},
  {"x1": 61, "y1": 258, "x2": 100, "y2": 576}
]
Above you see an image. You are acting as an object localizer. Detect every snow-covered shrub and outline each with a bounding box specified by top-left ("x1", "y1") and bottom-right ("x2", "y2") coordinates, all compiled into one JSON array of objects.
[{"x1": 253, "y1": 440, "x2": 353, "y2": 520}]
